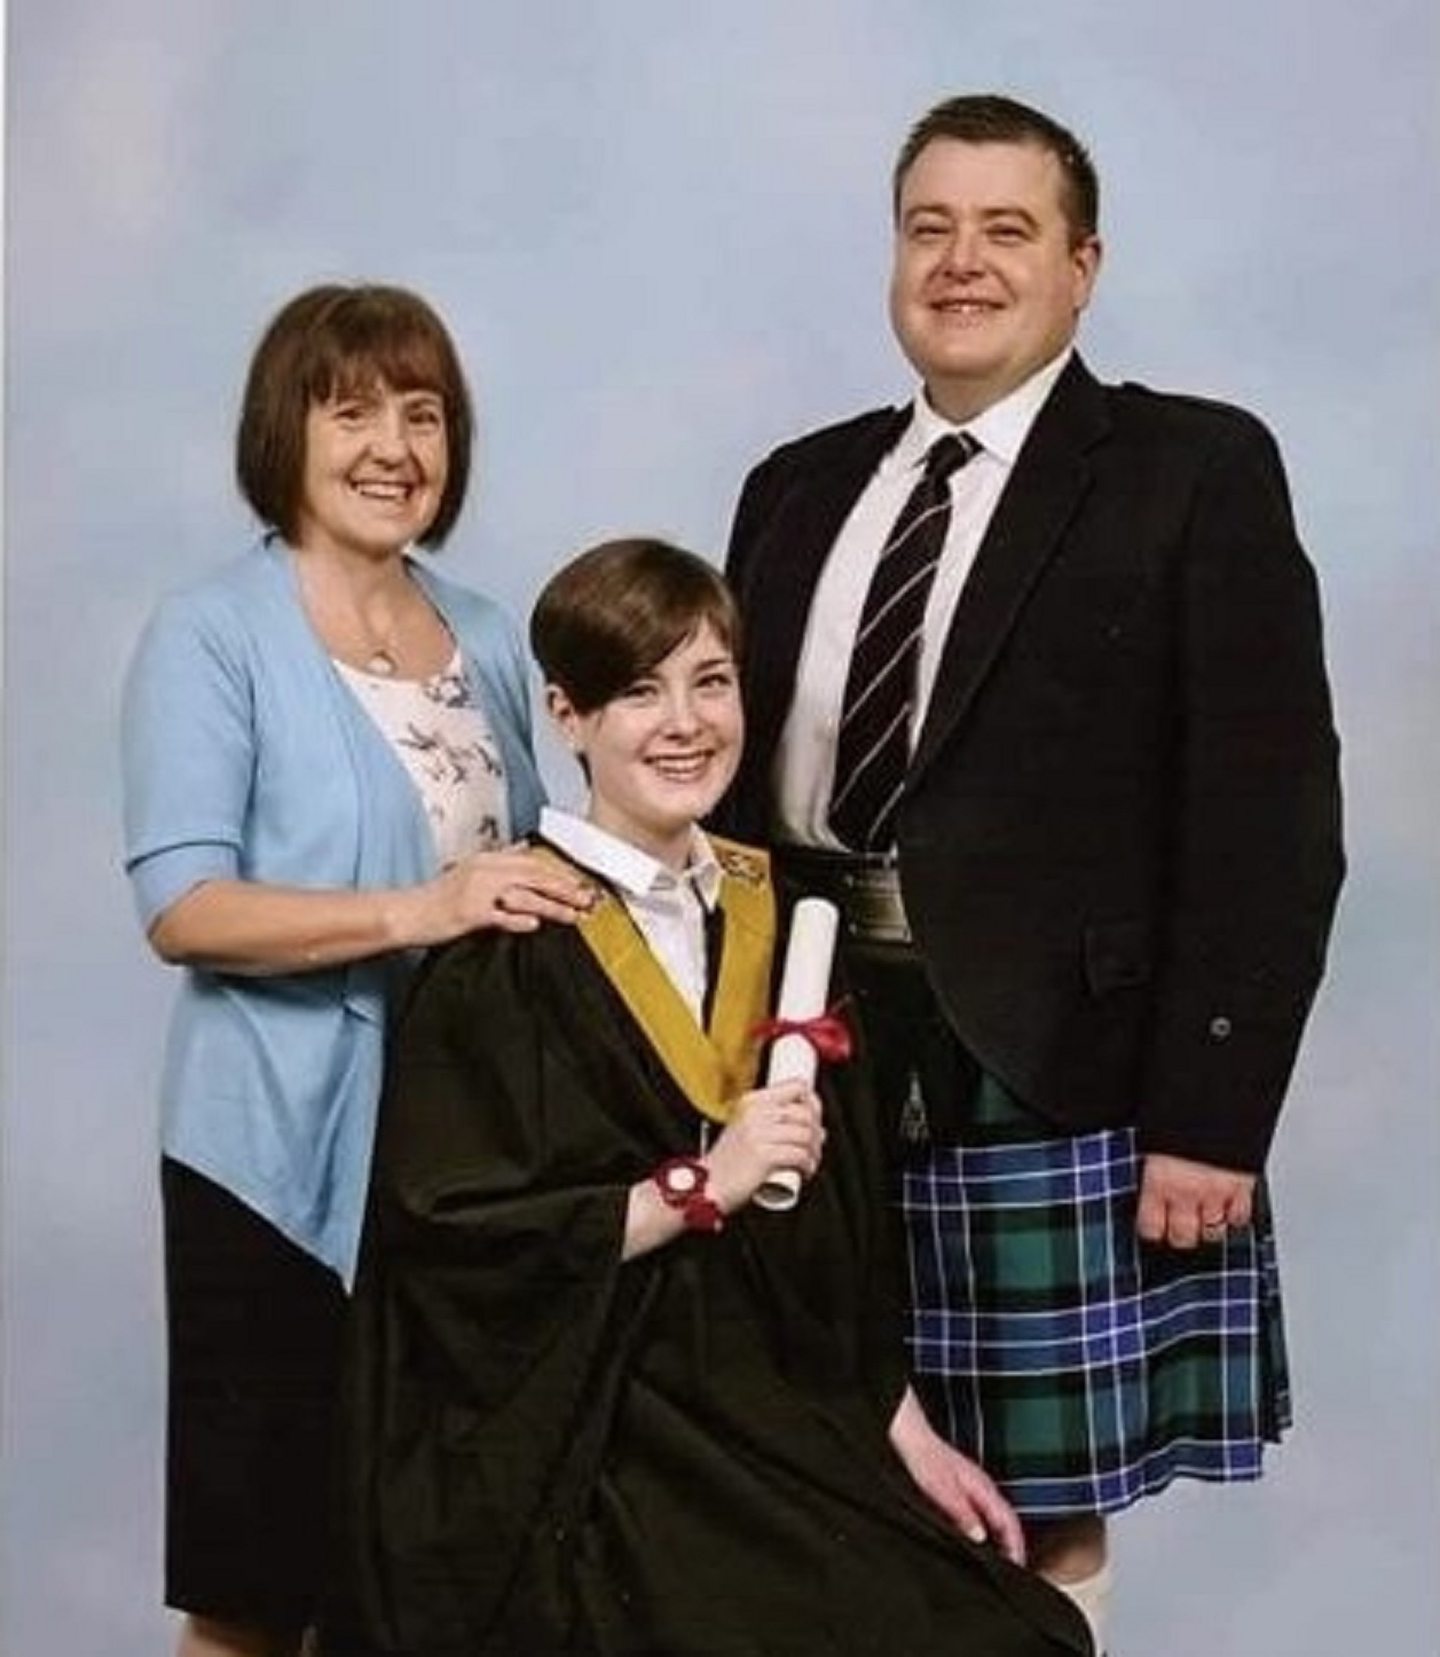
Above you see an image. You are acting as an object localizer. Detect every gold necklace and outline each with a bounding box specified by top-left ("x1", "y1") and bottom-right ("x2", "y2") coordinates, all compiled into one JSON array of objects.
[
  {"x1": 363, "y1": 640, "x2": 401, "y2": 676},
  {"x1": 296, "y1": 554, "x2": 411, "y2": 676},
  {"x1": 357, "y1": 603, "x2": 407, "y2": 676}
]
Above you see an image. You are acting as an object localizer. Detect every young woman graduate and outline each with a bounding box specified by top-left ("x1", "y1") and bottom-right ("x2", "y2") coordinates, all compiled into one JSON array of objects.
[{"x1": 321, "y1": 540, "x2": 1091, "y2": 1657}]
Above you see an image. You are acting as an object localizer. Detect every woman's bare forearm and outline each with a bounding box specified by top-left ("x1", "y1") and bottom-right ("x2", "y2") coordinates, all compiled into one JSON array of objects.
[
  {"x1": 146, "y1": 879, "x2": 423, "y2": 975},
  {"x1": 146, "y1": 851, "x2": 594, "y2": 976}
]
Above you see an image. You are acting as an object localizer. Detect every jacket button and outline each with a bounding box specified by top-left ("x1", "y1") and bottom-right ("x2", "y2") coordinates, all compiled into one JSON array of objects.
[{"x1": 1209, "y1": 1015, "x2": 1233, "y2": 1040}]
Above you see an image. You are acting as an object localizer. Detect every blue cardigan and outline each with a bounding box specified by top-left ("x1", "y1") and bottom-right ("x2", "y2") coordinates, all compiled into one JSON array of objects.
[{"x1": 122, "y1": 537, "x2": 545, "y2": 1283}]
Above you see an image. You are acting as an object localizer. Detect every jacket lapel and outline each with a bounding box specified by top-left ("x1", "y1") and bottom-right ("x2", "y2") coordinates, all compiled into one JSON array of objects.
[
  {"x1": 908, "y1": 358, "x2": 1110, "y2": 786},
  {"x1": 735, "y1": 410, "x2": 907, "y2": 821}
]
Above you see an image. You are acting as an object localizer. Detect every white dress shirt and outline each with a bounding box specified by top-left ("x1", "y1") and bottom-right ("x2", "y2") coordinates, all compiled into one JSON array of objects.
[
  {"x1": 539, "y1": 806, "x2": 722, "y2": 1023},
  {"x1": 772, "y1": 348, "x2": 1073, "y2": 848}
]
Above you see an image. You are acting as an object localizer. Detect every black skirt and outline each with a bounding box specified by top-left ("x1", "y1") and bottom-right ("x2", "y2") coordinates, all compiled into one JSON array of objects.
[{"x1": 162, "y1": 1157, "x2": 345, "y2": 1632}]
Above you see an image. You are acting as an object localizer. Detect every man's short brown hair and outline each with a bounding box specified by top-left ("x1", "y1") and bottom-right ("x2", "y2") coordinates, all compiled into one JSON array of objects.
[
  {"x1": 235, "y1": 283, "x2": 473, "y2": 547},
  {"x1": 531, "y1": 538, "x2": 740, "y2": 714},
  {"x1": 894, "y1": 94, "x2": 1099, "y2": 243}
]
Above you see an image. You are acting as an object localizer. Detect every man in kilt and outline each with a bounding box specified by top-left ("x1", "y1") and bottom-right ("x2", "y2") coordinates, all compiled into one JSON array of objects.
[{"x1": 721, "y1": 93, "x2": 1344, "y2": 1652}]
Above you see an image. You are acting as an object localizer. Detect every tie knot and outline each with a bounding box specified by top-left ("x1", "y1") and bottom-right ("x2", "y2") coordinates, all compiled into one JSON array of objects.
[{"x1": 924, "y1": 431, "x2": 978, "y2": 485}]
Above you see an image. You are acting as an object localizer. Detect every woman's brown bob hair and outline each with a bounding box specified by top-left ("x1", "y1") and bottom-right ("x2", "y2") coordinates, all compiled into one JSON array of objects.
[
  {"x1": 235, "y1": 283, "x2": 473, "y2": 547},
  {"x1": 530, "y1": 538, "x2": 741, "y2": 714}
]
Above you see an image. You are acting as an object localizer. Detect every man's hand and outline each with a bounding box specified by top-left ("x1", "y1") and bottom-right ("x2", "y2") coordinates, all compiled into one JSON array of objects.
[{"x1": 1136, "y1": 1152, "x2": 1256, "y2": 1249}]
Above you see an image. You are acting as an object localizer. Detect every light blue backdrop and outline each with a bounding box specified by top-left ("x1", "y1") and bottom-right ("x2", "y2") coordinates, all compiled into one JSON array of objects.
[{"x1": 5, "y1": 3, "x2": 1437, "y2": 1653}]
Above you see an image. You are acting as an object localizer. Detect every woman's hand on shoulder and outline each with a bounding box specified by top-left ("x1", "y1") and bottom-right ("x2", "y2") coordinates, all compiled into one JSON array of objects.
[
  {"x1": 402, "y1": 847, "x2": 594, "y2": 945},
  {"x1": 141, "y1": 850, "x2": 593, "y2": 976},
  {"x1": 704, "y1": 1081, "x2": 825, "y2": 1216}
]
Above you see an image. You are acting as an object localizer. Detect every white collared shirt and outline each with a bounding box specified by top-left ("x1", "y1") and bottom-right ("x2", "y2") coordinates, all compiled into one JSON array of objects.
[
  {"x1": 540, "y1": 806, "x2": 723, "y2": 1022},
  {"x1": 772, "y1": 348, "x2": 1073, "y2": 848}
]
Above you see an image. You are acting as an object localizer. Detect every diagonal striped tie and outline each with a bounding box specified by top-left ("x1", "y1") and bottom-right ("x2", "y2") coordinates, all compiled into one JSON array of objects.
[{"x1": 828, "y1": 431, "x2": 979, "y2": 851}]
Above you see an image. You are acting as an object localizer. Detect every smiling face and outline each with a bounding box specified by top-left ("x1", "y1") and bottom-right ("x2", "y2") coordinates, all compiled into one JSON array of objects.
[
  {"x1": 548, "y1": 621, "x2": 743, "y2": 870},
  {"x1": 294, "y1": 379, "x2": 449, "y2": 561},
  {"x1": 889, "y1": 138, "x2": 1101, "y2": 423}
]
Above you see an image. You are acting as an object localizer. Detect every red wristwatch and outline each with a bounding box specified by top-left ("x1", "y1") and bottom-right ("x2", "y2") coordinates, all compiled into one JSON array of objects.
[{"x1": 652, "y1": 1157, "x2": 725, "y2": 1234}]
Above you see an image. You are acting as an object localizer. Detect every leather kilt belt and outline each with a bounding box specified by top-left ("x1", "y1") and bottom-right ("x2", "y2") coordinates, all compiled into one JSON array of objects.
[{"x1": 773, "y1": 846, "x2": 913, "y2": 947}]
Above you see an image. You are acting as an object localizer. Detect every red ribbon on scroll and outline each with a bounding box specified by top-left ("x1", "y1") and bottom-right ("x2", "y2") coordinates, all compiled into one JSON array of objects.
[{"x1": 751, "y1": 1005, "x2": 854, "y2": 1065}]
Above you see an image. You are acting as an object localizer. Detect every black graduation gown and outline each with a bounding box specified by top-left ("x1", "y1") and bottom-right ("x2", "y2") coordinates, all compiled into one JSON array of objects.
[{"x1": 322, "y1": 852, "x2": 1089, "y2": 1657}]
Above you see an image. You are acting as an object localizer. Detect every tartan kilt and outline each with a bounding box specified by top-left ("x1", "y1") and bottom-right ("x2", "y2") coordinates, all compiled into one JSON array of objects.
[{"x1": 900, "y1": 1074, "x2": 1291, "y2": 1519}]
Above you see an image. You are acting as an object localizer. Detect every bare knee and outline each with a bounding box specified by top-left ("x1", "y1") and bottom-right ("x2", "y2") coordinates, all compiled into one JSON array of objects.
[
  {"x1": 178, "y1": 1614, "x2": 305, "y2": 1657},
  {"x1": 1026, "y1": 1513, "x2": 1108, "y2": 1584}
]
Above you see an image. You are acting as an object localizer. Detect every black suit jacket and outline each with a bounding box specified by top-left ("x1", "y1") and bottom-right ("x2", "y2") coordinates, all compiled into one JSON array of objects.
[{"x1": 724, "y1": 356, "x2": 1344, "y2": 1170}]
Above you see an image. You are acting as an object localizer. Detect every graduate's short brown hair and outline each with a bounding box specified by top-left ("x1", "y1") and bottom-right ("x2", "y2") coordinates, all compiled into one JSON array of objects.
[
  {"x1": 531, "y1": 538, "x2": 740, "y2": 714},
  {"x1": 235, "y1": 283, "x2": 474, "y2": 546}
]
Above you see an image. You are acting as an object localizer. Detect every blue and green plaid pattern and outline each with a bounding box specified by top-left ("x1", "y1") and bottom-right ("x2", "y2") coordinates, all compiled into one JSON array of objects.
[{"x1": 900, "y1": 1076, "x2": 1291, "y2": 1518}]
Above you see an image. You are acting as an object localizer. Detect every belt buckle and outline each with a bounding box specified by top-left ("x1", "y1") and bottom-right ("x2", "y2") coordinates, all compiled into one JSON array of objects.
[{"x1": 841, "y1": 864, "x2": 911, "y2": 945}]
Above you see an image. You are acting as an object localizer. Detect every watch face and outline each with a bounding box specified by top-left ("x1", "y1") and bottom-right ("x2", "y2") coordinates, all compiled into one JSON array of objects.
[{"x1": 653, "y1": 1158, "x2": 723, "y2": 1233}]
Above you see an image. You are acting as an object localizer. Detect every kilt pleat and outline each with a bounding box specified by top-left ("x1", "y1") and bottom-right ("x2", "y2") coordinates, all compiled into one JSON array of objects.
[{"x1": 900, "y1": 1082, "x2": 1291, "y2": 1519}]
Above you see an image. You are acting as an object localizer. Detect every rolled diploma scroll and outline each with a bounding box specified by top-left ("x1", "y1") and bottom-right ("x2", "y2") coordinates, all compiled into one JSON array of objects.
[{"x1": 753, "y1": 896, "x2": 841, "y2": 1211}]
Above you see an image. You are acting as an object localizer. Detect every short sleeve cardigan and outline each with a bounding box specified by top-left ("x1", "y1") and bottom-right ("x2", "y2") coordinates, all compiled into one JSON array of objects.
[{"x1": 121, "y1": 536, "x2": 545, "y2": 1282}]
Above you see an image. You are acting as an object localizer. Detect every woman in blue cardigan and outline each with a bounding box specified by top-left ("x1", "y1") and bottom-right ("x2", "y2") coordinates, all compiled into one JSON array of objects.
[{"x1": 121, "y1": 284, "x2": 591, "y2": 1657}]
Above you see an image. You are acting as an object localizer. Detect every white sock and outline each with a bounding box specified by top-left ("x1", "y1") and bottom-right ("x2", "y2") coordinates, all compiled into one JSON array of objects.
[{"x1": 1052, "y1": 1561, "x2": 1112, "y2": 1654}]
